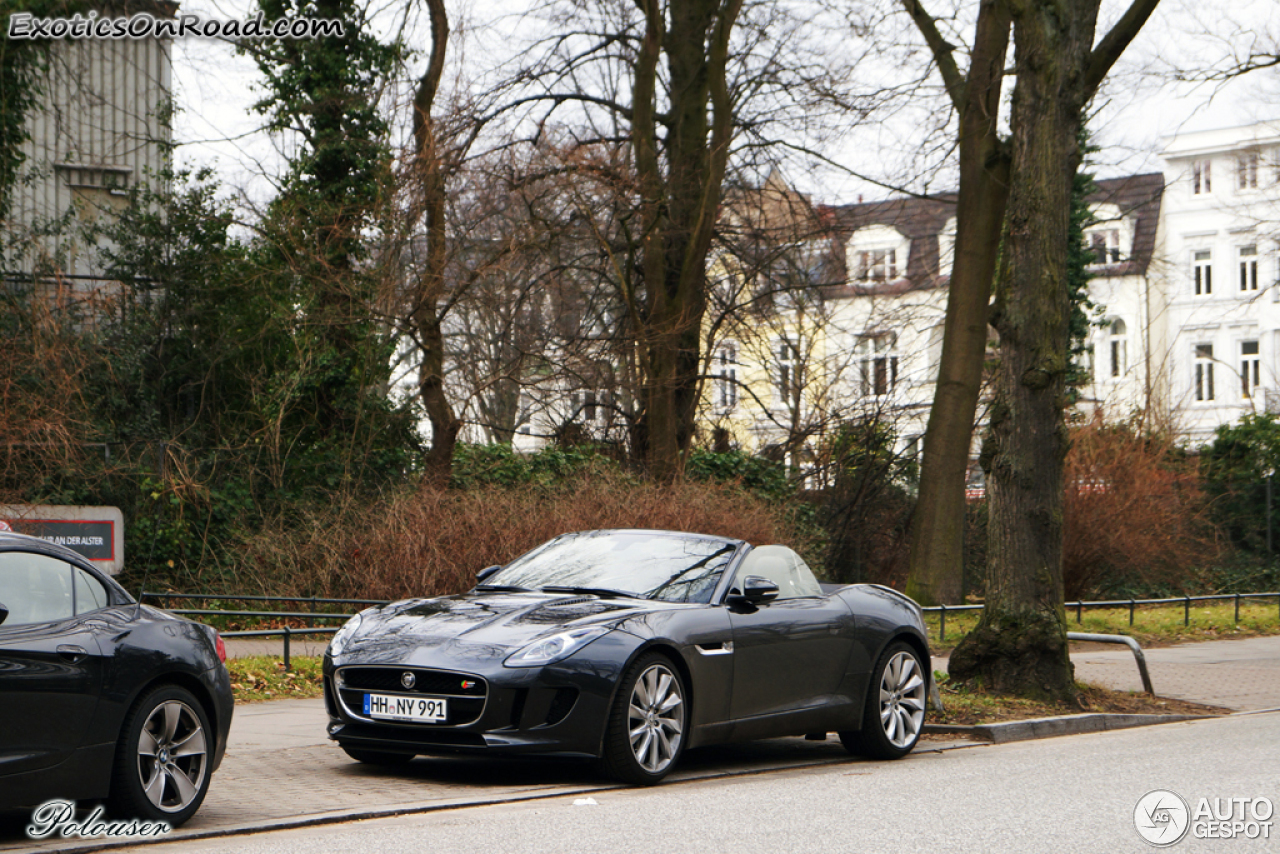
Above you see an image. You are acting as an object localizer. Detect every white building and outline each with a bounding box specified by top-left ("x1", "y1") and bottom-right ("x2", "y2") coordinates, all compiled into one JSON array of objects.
[
  {"x1": 1157, "y1": 120, "x2": 1280, "y2": 446},
  {"x1": 5, "y1": 1, "x2": 174, "y2": 311}
]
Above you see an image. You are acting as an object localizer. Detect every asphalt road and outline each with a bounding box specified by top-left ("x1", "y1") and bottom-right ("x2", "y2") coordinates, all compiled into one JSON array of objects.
[{"x1": 105, "y1": 711, "x2": 1280, "y2": 854}]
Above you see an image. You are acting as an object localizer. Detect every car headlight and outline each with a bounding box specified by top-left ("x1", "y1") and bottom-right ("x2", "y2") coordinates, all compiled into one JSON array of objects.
[
  {"x1": 504, "y1": 626, "x2": 610, "y2": 667},
  {"x1": 328, "y1": 611, "x2": 364, "y2": 657}
]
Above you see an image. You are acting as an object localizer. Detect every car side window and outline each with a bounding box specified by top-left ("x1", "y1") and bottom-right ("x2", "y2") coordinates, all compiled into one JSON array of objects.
[
  {"x1": 733, "y1": 545, "x2": 823, "y2": 600},
  {"x1": 0, "y1": 551, "x2": 76, "y2": 626},
  {"x1": 74, "y1": 568, "x2": 109, "y2": 614}
]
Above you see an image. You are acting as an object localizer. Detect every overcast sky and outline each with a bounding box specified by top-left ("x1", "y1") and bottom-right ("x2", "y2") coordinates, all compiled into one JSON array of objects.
[{"x1": 164, "y1": 0, "x2": 1278, "y2": 214}]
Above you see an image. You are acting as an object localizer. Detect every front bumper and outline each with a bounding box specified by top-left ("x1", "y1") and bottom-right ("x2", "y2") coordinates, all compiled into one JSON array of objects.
[{"x1": 323, "y1": 632, "x2": 640, "y2": 759}]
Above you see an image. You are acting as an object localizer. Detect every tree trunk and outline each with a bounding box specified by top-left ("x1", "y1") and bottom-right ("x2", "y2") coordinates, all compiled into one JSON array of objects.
[
  {"x1": 904, "y1": 0, "x2": 1012, "y2": 606},
  {"x1": 949, "y1": 0, "x2": 1100, "y2": 701},
  {"x1": 411, "y1": 0, "x2": 459, "y2": 488}
]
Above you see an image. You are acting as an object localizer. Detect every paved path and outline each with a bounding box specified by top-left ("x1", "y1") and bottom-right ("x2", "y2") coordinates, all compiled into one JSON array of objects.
[{"x1": 933, "y1": 635, "x2": 1280, "y2": 711}]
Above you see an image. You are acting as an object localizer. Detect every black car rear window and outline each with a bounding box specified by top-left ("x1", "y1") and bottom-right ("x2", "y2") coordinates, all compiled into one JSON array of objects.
[{"x1": 492, "y1": 532, "x2": 738, "y2": 604}]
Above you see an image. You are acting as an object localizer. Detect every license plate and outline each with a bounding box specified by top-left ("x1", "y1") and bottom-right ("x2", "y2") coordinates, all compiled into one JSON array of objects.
[{"x1": 363, "y1": 693, "x2": 448, "y2": 723}]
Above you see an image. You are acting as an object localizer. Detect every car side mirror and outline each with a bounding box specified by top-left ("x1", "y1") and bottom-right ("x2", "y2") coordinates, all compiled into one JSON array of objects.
[
  {"x1": 0, "y1": 601, "x2": 8, "y2": 626},
  {"x1": 728, "y1": 576, "x2": 779, "y2": 607},
  {"x1": 476, "y1": 565, "x2": 502, "y2": 583}
]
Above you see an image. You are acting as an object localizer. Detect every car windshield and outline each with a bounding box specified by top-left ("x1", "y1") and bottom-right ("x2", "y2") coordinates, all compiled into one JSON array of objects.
[{"x1": 489, "y1": 531, "x2": 738, "y2": 604}]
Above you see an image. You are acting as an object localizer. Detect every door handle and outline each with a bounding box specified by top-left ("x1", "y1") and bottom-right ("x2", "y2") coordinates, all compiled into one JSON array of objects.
[{"x1": 56, "y1": 644, "x2": 88, "y2": 663}]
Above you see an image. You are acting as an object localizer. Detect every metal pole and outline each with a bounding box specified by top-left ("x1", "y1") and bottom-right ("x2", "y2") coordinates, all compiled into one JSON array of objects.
[
  {"x1": 1269, "y1": 472, "x2": 1274, "y2": 554},
  {"x1": 1185, "y1": 596, "x2": 1190, "y2": 627},
  {"x1": 1130, "y1": 598, "x2": 1135, "y2": 627},
  {"x1": 1235, "y1": 593, "x2": 1241, "y2": 625},
  {"x1": 940, "y1": 604, "x2": 946, "y2": 641},
  {"x1": 284, "y1": 626, "x2": 292, "y2": 671},
  {"x1": 1076, "y1": 601, "x2": 1083, "y2": 623}
]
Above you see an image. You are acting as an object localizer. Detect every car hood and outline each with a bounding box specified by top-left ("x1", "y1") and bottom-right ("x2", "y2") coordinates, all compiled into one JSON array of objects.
[{"x1": 335, "y1": 591, "x2": 661, "y2": 664}]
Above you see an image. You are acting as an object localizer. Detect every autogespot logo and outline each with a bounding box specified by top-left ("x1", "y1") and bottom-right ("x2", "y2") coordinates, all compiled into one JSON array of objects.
[{"x1": 1135, "y1": 790, "x2": 1191, "y2": 847}]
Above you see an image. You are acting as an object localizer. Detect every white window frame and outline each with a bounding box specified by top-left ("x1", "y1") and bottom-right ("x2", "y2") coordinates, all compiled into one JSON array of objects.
[
  {"x1": 1194, "y1": 344, "x2": 1215, "y2": 402},
  {"x1": 1108, "y1": 318, "x2": 1128, "y2": 379},
  {"x1": 1193, "y1": 249, "x2": 1213, "y2": 296},
  {"x1": 1086, "y1": 229, "x2": 1121, "y2": 267},
  {"x1": 1239, "y1": 245, "x2": 1259, "y2": 292},
  {"x1": 857, "y1": 333, "x2": 900, "y2": 397},
  {"x1": 775, "y1": 338, "x2": 802, "y2": 406},
  {"x1": 857, "y1": 248, "x2": 898, "y2": 282},
  {"x1": 1242, "y1": 340, "x2": 1261, "y2": 400},
  {"x1": 1238, "y1": 152, "x2": 1260, "y2": 191},
  {"x1": 715, "y1": 343, "x2": 738, "y2": 411},
  {"x1": 1192, "y1": 159, "x2": 1212, "y2": 195}
]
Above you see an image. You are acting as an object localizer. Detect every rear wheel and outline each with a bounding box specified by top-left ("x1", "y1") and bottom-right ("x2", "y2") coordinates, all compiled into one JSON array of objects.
[
  {"x1": 109, "y1": 685, "x2": 213, "y2": 827},
  {"x1": 341, "y1": 747, "x2": 415, "y2": 766},
  {"x1": 839, "y1": 642, "x2": 926, "y2": 760},
  {"x1": 601, "y1": 652, "x2": 687, "y2": 785}
]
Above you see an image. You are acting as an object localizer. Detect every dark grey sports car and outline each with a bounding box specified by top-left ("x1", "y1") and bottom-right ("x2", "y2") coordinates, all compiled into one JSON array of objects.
[{"x1": 323, "y1": 529, "x2": 930, "y2": 784}]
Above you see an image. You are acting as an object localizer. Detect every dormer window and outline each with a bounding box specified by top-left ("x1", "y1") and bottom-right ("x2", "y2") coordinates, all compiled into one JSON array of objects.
[
  {"x1": 1087, "y1": 229, "x2": 1121, "y2": 266},
  {"x1": 858, "y1": 249, "x2": 898, "y2": 281}
]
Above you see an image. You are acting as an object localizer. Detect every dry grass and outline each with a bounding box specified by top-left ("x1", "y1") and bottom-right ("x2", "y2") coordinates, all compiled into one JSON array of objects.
[
  {"x1": 232, "y1": 473, "x2": 809, "y2": 601},
  {"x1": 930, "y1": 678, "x2": 1229, "y2": 726}
]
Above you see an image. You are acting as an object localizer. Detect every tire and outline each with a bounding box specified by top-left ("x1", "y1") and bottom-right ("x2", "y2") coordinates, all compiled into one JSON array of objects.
[
  {"x1": 341, "y1": 746, "x2": 415, "y2": 766},
  {"x1": 108, "y1": 685, "x2": 214, "y2": 827},
  {"x1": 601, "y1": 652, "x2": 688, "y2": 785},
  {"x1": 839, "y1": 641, "x2": 926, "y2": 760}
]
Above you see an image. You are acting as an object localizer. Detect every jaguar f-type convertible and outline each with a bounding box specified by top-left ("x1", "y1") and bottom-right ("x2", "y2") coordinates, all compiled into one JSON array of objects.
[{"x1": 323, "y1": 529, "x2": 931, "y2": 784}]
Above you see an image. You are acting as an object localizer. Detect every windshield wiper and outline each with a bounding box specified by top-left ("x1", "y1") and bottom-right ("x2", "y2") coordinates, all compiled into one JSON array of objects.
[
  {"x1": 474, "y1": 584, "x2": 533, "y2": 592},
  {"x1": 539, "y1": 585, "x2": 640, "y2": 600}
]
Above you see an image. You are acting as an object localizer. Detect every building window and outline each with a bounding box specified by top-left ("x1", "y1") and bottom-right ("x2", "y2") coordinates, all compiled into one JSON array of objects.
[
  {"x1": 1242, "y1": 341, "x2": 1261, "y2": 399},
  {"x1": 857, "y1": 334, "x2": 899, "y2": 397},
  {"x1": 777, "y1": 338, "x2": 801, "y2": 404},
  {"x1": 1193, "y1": 250, "x2": 1213, "y2": 296},
  {"x1": 1109, "y1": 318, "x2": 1128, "y2": 379},
  {"x1": 716, "y1": 344, "x2": 738, "y2": 410},
  {"x1": 1193, "y1": 159, "x2": 1212, "y2": 195},
  {"x1": 1195, "y1": 344, "x2": 1215, "y2": 402},
  {"x1": 1239, "y1": 245, "x2": 1258, "y2": 292},
  {"x1": 857, "y1": 249, "x2": 898, "y2": 282},
  {"x1": 1238, "y1": 152, "x2": 1259, "y2": 190},
  {"x1": 1087, "y1": 229, "x2": 1121, "y2": 266}
]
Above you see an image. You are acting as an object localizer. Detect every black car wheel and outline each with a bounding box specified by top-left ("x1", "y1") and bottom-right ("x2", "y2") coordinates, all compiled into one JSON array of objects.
[
  {"x1": 839, "y1": 641, "x2": 926, "y2": 760},
  {"x1": 342, "y1": 747, "x2": 415, "y2": 766},
  {"x1": 602, "y1": 652, "x2": 687, "y2": 785},
  {"x1": 109, "y1": 684, "x2": 213, "y2": 826}
]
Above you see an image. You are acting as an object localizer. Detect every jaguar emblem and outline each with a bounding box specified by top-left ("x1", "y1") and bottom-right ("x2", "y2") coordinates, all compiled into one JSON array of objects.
[{"x1": 401, "y1": 671, "x2": 416, "y2": 689}]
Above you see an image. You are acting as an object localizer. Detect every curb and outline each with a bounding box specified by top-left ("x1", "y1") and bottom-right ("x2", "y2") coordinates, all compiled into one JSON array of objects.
[{"x1": 924, "y1": 712, "x2": 1214, "y2": 744}]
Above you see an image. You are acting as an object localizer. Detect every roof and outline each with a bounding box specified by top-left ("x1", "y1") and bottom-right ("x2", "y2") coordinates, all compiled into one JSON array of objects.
[
  {"x1": 822, "y1": 194, "x2": 957, "y2": 296},
  {"x1": 1084, "y1": 173, "x2": 1164, "y2": 277},
  {"x1": 817, "y1": 171, "x2": 1164, "y2": 296}
]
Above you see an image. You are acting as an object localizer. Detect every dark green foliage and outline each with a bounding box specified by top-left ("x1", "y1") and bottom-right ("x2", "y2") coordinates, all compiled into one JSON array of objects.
[
  {"x1": 451, "y1": 444, "x2": 620, "y2": 491},
  {"x1": 1065, "y1": 127, "x2": 1101, "y2": 401},
  {"x1": 1202, "y1": 413, "x2": 1280, "y2": 555},
  {"x1": 686, "y1": 448, "x2": 792, "y2": 504}
]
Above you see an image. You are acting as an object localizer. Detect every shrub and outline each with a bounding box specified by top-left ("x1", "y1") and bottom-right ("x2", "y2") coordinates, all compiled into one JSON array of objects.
[
  {"x1": 1061, "y1": 416, "x2": 1220, "y2": 599},
  {"x1": 222, "y1": 470, "x2": 816, "y2": 601}
]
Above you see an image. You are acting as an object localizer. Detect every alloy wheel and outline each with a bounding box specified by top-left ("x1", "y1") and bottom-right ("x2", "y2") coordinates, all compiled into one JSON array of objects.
[
  {"x1": 627, "y1": 663, "x2": 684, "y2": 774},
  {"x1": 878, "y1": 650, "x2": 925, "y2": 748},
  {"x1": 135, "y1": 700, "x2": 209, "y2": 813}
]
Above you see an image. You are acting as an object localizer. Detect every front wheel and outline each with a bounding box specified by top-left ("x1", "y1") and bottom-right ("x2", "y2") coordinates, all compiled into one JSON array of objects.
[
  {"x1": 109, "y1": 685, "x2": 214, "y2": 827},
  {"x1": 839, "y1": 642, "x2": 926, "y2": 760},
  {"x1": 601, "y1": 652, "x2": 687, "y2": 785}
]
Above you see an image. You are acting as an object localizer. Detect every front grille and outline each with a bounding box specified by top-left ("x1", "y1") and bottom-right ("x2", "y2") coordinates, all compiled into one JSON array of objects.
[
  {"x1": 336, "y1": 666, "x2": 488, "y2": 726},
  {"x1": 339, "y1": 667, "x2": 487, "y2": 697}
]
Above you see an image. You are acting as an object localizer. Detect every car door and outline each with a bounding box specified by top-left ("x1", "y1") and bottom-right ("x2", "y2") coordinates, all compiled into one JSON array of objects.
[
  {"x1": 0, "y1": 551, "x2": 105, "y2": 777},
  {"x1": 726, "y1": 546, "x2": 855, "y2": 721}
]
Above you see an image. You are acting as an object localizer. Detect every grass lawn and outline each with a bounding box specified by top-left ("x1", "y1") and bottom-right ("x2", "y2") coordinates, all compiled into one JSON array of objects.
[
  {"x1": 926, "y1": 600, "x2": 1280, "y2": 652},
  {"x1": 227, "y1": 655, "x2": 324, "y2": 703}
]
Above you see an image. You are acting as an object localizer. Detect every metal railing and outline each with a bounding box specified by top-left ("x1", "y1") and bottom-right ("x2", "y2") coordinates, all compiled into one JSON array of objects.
[
  {"x1": 924, "y1": 591, "x2": 1280, "y2": 641},
  {"x1": 140, "y1": 592, "x2": 392, "y2": 669}
]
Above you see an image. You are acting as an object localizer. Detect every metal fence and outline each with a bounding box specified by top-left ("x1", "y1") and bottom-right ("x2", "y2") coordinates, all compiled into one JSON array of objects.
[
  {"x1": 925, "y1": 592, "x2": 1280, "y2": 640},
  {"x1": 140, "y1": 592, "x2": 389, "y2": 668}
]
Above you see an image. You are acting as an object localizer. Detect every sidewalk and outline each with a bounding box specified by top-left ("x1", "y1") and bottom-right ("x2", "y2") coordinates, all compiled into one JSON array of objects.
[{"x1": 932, "y1": 634, "x2": 1280, "y2": 711}]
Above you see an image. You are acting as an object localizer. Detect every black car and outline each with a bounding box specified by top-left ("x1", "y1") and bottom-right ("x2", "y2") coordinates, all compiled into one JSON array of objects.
[
  {"x1": 324, "y1": 529, "x2": 931, "y2": 784},
  {"x1": 0, "y1": 532, "x2": 233, "y2": 825}
]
